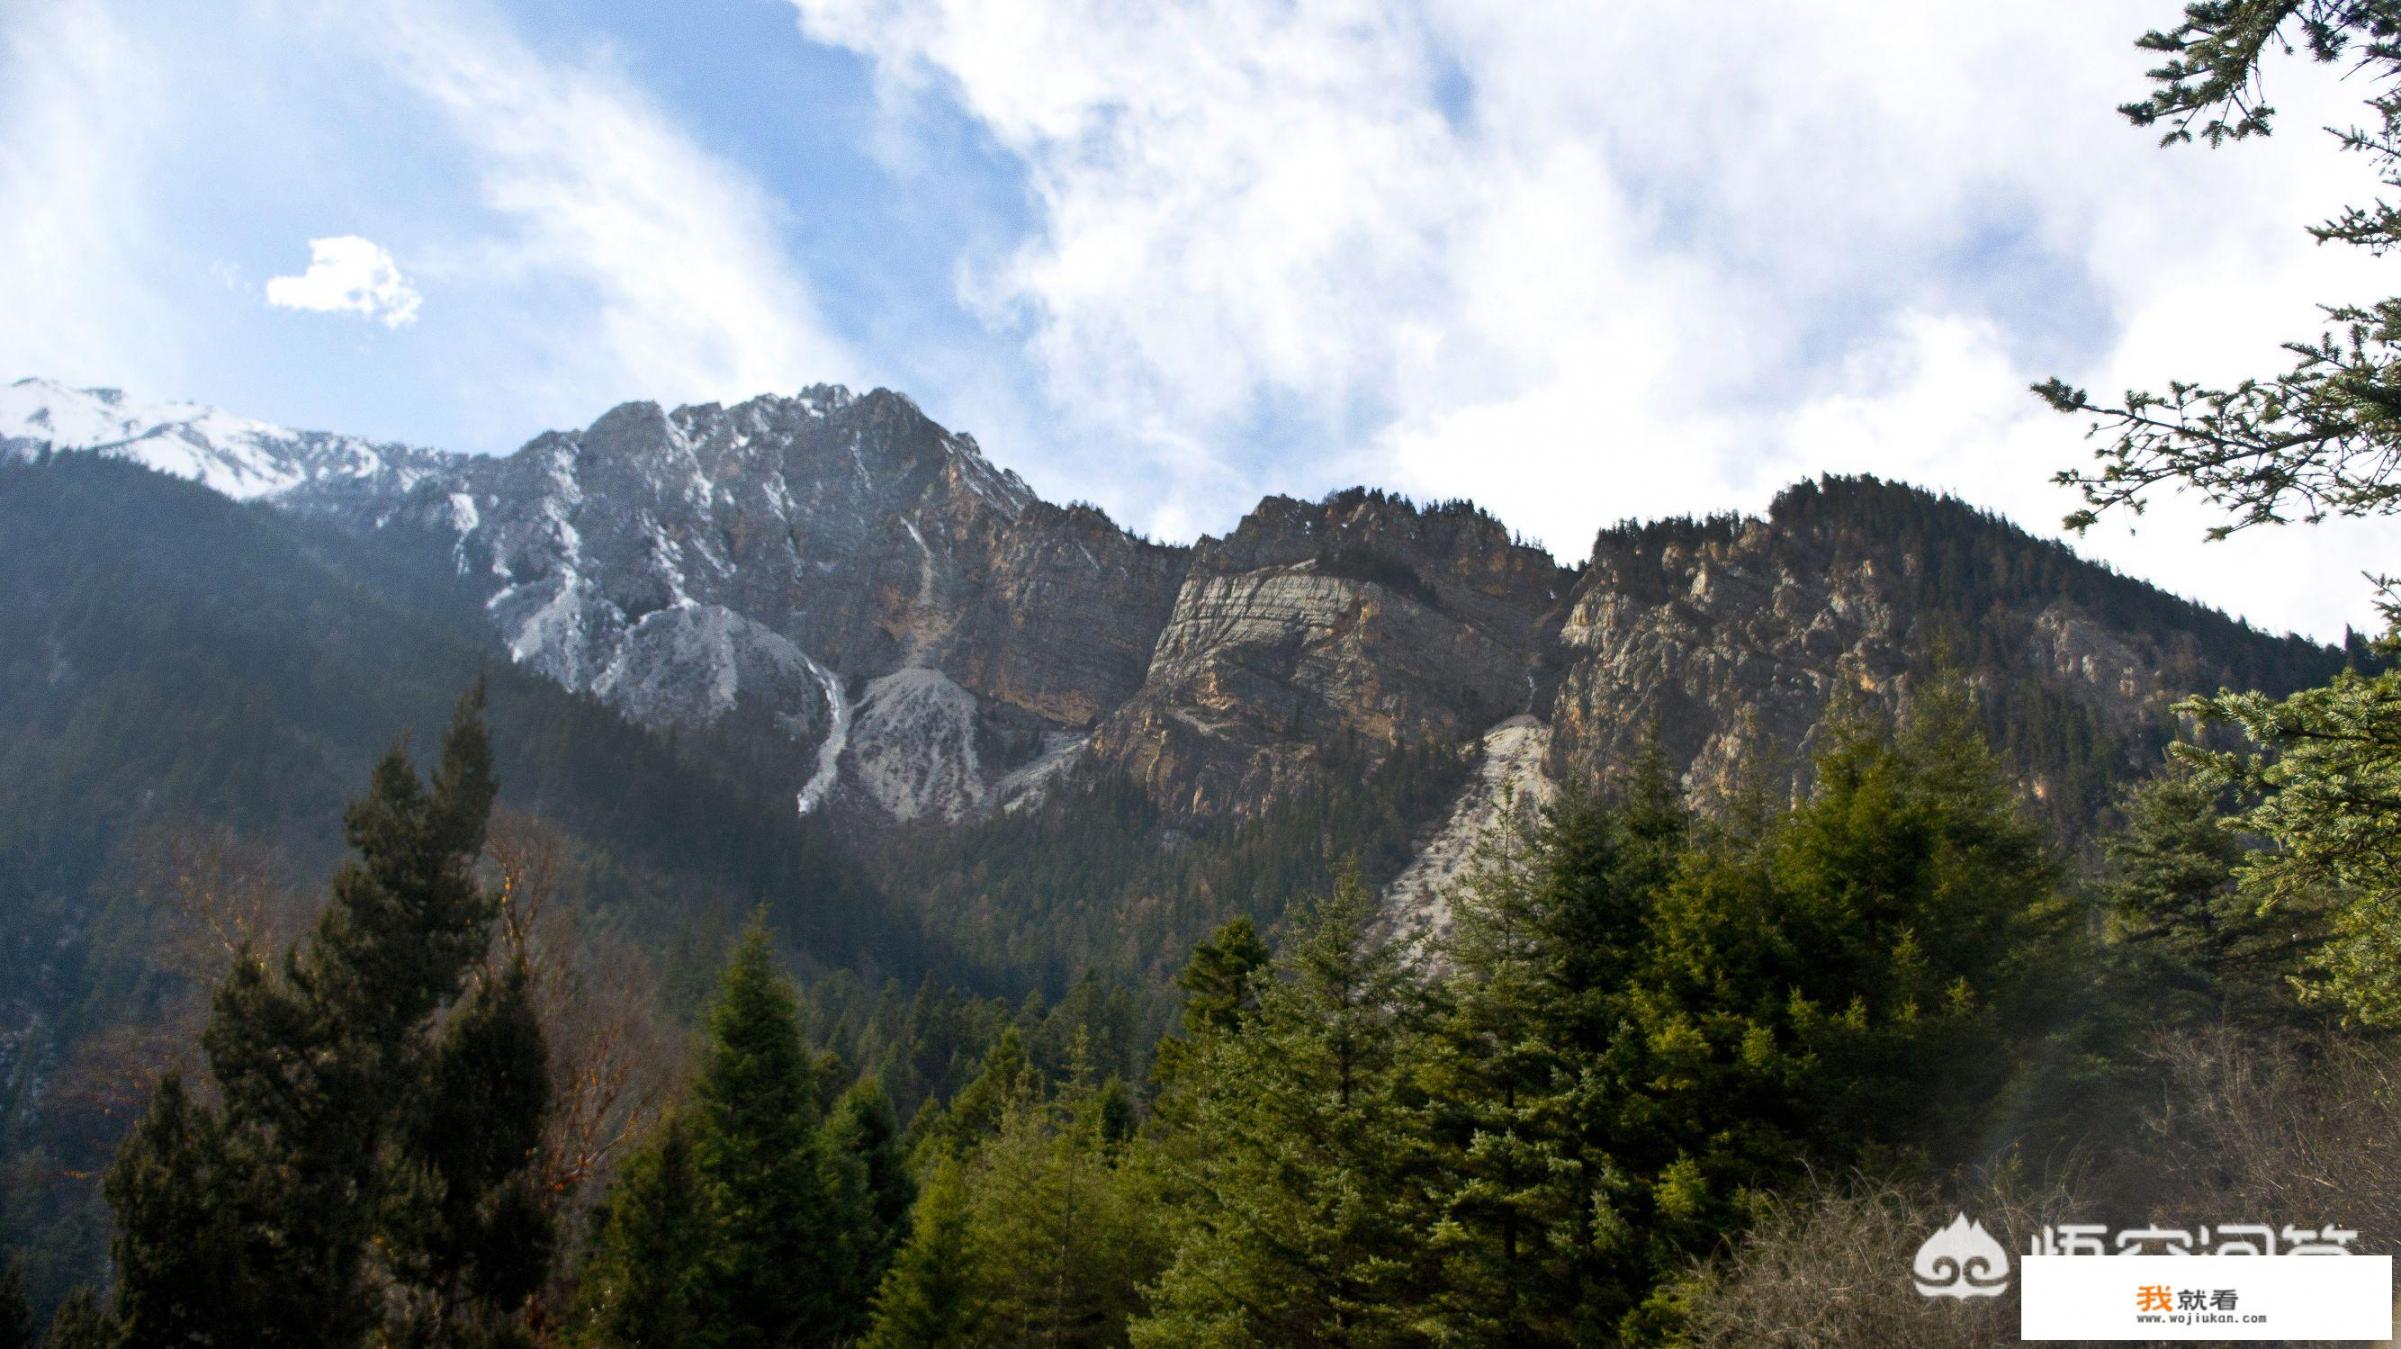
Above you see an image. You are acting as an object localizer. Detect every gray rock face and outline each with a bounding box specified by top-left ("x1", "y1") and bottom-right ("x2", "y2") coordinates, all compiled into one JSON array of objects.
[
  {"x1": 1382, "y1": 715, "x2": 1555, "y2": 957},
  {"x1": 6, "y1": 380, "x2": 2336, "y2": 848},
  {"x1": 1088, "y1": 489, "x2": 1571, "y2": 823},
  {"x1": 301, "y1": 385, "x2": 1195, "y2": 821},
  {"x1": 1540, "y1": 482, "x2": 2301, "y2": 815},
  {"x1": 587, "y1": 603, "x2": 831, "y2": 743}
]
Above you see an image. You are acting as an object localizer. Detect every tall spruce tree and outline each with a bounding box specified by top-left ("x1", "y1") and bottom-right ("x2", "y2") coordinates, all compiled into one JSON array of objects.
[
  {"x1": 820, "y1": 1076, "x2": 913, "y2": 1339},
  {"x1": 1132, "y1": 870, "x2": 1438, "y2": 1347},
  {"x1": 105, "y1": 687, "x2": 547, "y2": 1346},
  {"x1": 103, "y1": 1074, "x2": 248, "y2": 1343},
  {"x1": 1616, "y1": 692, "x2": 2068, "y2": 1335},
  {"x1": 689, "y1": 923, "x2": 838, "y2": 1347},
  {"x1": 862, "y1": 1158, "x2": 985, "y2": 1349},
  {"x1": 571, "y1": 1114, "x2": 709, "y2": 1348},
  {"x1": 962, "y1": 1037, "x2": 1159, "y2": 1346},
  {"x1": 1422, "y1": 761, "x2": 1687, "y2": 1343},
  {"x1": 1152, "y1": 916, "x2": 1273, "y2": 1091},
  {"x1": 0, "y1": 1259, "x2": 29, "y2": 1349},
  {"x1": 915, "y1": 1027, "x2": 1030, "y2": 1162},
  {"x1": 2038, "y1": 1, "x2": 2401, "y2": 1027},
  {"x1": 390, "y1": 957, "x2": 555, "y2": 1342},
  {"x1": 2100, "y1": 765, "x2": 2323, "y2": 1027},
  {"x1": 42, "y1": 1288, "x2": 109, "y2": 1349}
]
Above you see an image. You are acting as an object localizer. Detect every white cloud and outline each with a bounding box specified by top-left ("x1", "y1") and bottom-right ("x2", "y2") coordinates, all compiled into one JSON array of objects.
[
  {"x1": 795, "y1": 0, "x2": 2392, "y2": 640},
  {"x1": 0, "y1": 3, "x2": 188, "y2": 392},
  {"x1": 351, "y1": 0, "x2": 857, "y2": 427},
  {"x1": 1, "y1": 0, "x2": 858, "y2": 450},
  {"x1": 265, "y1": 235, "x2": 422, "y2": 328}
]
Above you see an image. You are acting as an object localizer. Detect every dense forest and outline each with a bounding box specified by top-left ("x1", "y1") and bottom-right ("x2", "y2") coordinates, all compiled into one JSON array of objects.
[{"x1": 8, "y1": 668, "x2": 2381, "y2": 1346}]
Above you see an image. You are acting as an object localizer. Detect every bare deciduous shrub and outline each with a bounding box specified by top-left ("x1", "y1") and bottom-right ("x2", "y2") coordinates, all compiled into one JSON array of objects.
[
  {"x1": 2143, "y1": 1027, "x2": 2401, "y2": 1257},
  {"x1": 1679, "y1": 1172, "x2": 2075, "y2": 1348},
  {"x1": 1683, "y1": 1029, "x2": 2401, "y2": 1347}
]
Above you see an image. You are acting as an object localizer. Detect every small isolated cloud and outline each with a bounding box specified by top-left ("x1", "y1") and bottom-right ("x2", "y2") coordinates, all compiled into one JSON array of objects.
[{"x1": 265, "y1": 235, "x2": 422, "y2": 328}]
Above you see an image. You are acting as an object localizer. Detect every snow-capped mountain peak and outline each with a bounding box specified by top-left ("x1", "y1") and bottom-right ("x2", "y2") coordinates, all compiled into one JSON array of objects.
[{"x1": 1, "y1": 376, "x2": 454, "y2": 501}]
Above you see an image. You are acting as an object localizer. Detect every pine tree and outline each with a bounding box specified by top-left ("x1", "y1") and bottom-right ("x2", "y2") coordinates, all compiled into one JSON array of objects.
[
  {"x1": 390, "y1": 957, "x2": 556, "y2": 1340},
  {"x1": 965, "y1": 1037, "x2": 1158, "y2": 1345},
  {"x1": 863, "y1": 1158, "x2": 985, "y2": 1349},
  {"x1": 1422, "y1": 775, "x2": 1674, "y2": 1342},
  {"x1": 2100, "y1": 765, "x2": 2320, "y2": 1027},
  {"x1": 572, "y1": 1114, "x2": 709, "y2": 1348},
  {"x1": 103, "y1": 686, "x2": 547, "y2": 1346},
  {"x1": 2036, "y1": 0, "x2": 2401, "y2": 1028},
  {"x1": 1152, "y1": 916, "x2": 1272, "y2": 1090},
  {"x1": 1176, "y1": 917, "x2": 1272, "y2": 1036},
  {"x1": 1409, "y1": 738, "x2": 1697, "y2": 1342},
  {"x1": 2180, "y1": 671, "x2": 2401, "y2": 1026},
  {"x1": 103, "y1": 1073, "x2": 250, "y2": 1343},
  {"x1": 821, "y1": 1076, "x2": 913, "y2": 1338},
  {"x1": 917, "y1": 1027, "x2": 1029, "y2": 1162},
  {"x1": 1133, "y1": 870, "x2": 1438, "y2": 1346},
  {"x1": 1614, "y1": 691, "x2": 2068, "y2": 1334},
  {"x1": 689, "y1": 923, "x2": 837, "y2": 1347}
]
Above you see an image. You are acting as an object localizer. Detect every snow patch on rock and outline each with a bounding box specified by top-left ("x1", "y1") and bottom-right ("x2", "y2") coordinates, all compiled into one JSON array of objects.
[
  {"x1": 0, "y1": 377, "x2": 450, "y2": 500},
  {"x1": 995, "y1": 731, "x2": 1090, "y2": 814},
  {"x1": 797, "y1": 655, "x2": 850, "y2": 817}
]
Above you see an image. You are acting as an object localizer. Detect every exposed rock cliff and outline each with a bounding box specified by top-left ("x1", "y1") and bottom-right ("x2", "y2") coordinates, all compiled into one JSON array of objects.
[
  {"x1": 296, "y1": 386, "x2": 1191, "y2": 820},
  {"x1": 1087, "y1": 490, "x2": 1571, "y2": 824},
  {"x1": 1545, "y1": 477, "x2": 2338, "y2": 821},
  {"x1": 6, "y1": 381, "x2": 2343, "y2": 850}
]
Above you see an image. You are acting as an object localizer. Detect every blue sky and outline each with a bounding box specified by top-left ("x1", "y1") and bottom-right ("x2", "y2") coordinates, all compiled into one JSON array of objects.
[{"x1": 2, "y1": 0, "x2": 2392, "y2": 641}]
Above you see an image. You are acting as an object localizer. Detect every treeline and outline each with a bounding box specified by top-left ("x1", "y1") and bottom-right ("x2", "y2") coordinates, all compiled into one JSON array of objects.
[{"x1": 555, "y1": 684, "x2": 2332, "y2": 1347}]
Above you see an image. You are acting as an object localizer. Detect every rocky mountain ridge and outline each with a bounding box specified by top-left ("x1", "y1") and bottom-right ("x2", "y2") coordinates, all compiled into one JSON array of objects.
[{"x1": 3, "y1": 380, "x2": 2346, "y2": 936}]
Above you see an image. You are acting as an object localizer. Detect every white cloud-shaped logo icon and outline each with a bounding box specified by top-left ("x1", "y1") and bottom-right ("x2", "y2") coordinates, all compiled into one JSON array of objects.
[{"x1": 1914, "y1": 1212, "x2": 2011, "y2": 1298}]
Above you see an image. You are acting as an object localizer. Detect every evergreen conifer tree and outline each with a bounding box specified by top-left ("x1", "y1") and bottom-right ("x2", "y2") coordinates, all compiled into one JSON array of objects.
[
  {"x1": 689, "y1": 923, "x2": 837, "y2": 1347},
  {"x1": 1152, "y1": 916, "x2": 1272, "y2": 1090},
  {"x1": 41, "y1": 1288, "x2": 109, "y2": 1349},
  {"x1": 103, "y1": 1073, "x2": 250, "y2": 1344},
  {"x1": 916, "y1": 1027, "x2": 1029, "y2": 1162},
  {"x1": 0, "y1": 1259, "x2": 29, "y2": 1349},
  {"x1": 1132, "y1": 870, "x2": 1437, "y2": 1346},
  {"x1": 2100, "y1": 765, "x2": 2321, "y2": 1027},
  {"x1": 963, "y1": 1036, "x2": 1158, "y2": 1345},
  {"x1": 390, "y1": 957, "x2": 556, "y2": 1341},
  {"x1": 571, "y1": 1114, "x2": 709, "y2": 1348},
  {"x1": 862, "y1": 1158, "x2": 984, "y2": 1349},
  {"x1": 1422, "y1": 773, "x2": 1677, "y2": 1341},
  {"x1": 2038, "y1": 0, "x2": 2401, "y2": 1028},
  {"x1": 103, "y1": 686, "x2": 550, "y2": 1346},
  {"x1": 820, "y1": 1076, "x2": 913, "y2": 1338}
]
